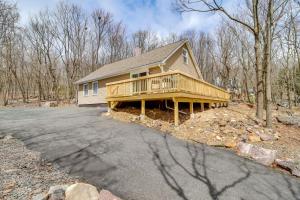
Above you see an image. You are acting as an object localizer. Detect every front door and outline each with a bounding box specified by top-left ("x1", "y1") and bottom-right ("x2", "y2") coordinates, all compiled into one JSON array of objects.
[{"x1": 132, "y1": 72, "x2": 147, "y2": 94}]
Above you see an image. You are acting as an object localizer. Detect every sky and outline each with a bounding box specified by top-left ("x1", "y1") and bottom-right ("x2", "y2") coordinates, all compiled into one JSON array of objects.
[{"x1": 13, "y1": 0, "x2": 236, "y2": 37}]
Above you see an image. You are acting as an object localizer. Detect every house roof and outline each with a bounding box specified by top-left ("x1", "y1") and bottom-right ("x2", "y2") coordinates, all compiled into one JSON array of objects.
[{"x1": 75, "y1": 39, "x2": 194, "y2": 84}]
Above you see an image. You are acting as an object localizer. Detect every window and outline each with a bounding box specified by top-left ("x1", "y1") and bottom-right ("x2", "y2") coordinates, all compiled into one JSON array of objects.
[
  {"x1": 131, "y1": 71, "x2": 148, "y2": 78},
  {"x1": 83, "y1": 83, "x2": 89, "y2": 96},
  {"x1": 183, "y1": 48, "x2": 188, "y2": 64},
  {"x1": 92, "y1": 81, "x2": 98, "y2": 95}
]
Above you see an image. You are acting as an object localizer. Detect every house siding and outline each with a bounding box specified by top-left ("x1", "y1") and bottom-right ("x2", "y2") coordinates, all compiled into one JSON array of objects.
[
  {"x1": 149, "y1": 66, "x2": 161, "y2": 75},
  {"x1": 164, "y1": 44, "x2": 200, "y2": 79},
  {"x1": 78, "y1": 73, "x2": 130, "y2": 105}
]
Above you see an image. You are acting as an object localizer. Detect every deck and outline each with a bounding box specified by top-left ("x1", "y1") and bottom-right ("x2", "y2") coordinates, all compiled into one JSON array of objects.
[{"x1": 106, "y1": 70, "x2": 230, "y2": 125}]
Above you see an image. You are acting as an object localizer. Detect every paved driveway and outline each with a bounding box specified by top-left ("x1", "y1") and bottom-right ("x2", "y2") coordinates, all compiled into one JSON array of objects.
[{"x1": 0, "y1": 107, "x2": 300, "y2": 200}]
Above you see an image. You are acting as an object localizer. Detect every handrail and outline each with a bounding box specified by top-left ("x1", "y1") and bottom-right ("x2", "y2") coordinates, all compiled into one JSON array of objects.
[
  {"x1": 106, "y1": 70, "x2": 230, "y2": 100},
  {"x1": 106, "y1": 70, "x2": 228, "y2": 93}
]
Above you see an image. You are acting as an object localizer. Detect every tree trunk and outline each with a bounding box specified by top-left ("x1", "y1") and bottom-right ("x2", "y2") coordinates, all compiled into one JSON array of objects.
[
  {"x1": 253, "y1": 0, "x2": 264, "y2": 120},
  {"x1": 265, "y1": 0, "x2": 273, "y2": 128}
]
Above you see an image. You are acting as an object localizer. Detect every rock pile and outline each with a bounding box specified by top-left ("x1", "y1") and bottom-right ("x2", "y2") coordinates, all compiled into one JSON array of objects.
[{"x1": 32, "y1": 183, "x2": 122, "y2": 200}]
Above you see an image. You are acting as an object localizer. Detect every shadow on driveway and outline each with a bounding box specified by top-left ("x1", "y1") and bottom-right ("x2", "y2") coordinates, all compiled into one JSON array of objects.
[{"x1": 0, "y1": 107, "x2": 300, "y2": 200}]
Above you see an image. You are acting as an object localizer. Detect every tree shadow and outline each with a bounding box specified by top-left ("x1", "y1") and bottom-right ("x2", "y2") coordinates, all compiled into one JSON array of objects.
[{"x1": 143, "y1": 134, "x2": 250, "y2": 200}]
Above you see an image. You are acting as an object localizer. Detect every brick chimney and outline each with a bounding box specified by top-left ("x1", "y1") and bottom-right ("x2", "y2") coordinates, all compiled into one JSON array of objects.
[{"x1": 134, "y1": 47, "x2": 142, "y2": 56}]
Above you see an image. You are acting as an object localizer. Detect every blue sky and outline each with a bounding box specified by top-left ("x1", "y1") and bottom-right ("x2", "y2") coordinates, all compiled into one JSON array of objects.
[{"x1": 13, "y1": 0, "x2": 236, "y2": 37}]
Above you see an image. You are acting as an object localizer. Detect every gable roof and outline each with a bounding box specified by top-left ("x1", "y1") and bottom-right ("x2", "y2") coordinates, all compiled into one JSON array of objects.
[{"x1": 75, "y1": 39, "x2": 201, "y2": 84}]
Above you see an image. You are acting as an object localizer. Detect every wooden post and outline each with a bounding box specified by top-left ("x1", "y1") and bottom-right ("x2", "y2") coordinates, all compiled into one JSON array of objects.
[
  {"x1": 208, "y1": 103, "x2": 212, "y2": 109},
  {"x1": 108, "y1": 101, "x2": 112, "y2": 113},
  {"x1": 190, "y1": 102, "x2": 194, "y2": 119},
  {"x1": 201, "y1": 102, "x2": 204, "y2": 112},
  {"x1": 141, "y1": 99, "x2": 145, "y2": 119},
  {"x1": 174, "y1": 100, "x2": 179, "y2": 126}
]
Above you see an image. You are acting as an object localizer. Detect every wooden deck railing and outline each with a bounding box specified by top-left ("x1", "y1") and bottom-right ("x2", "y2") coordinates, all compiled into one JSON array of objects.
[{"x1": 106, "y1": 71, "x2": 230, "y2": 101}]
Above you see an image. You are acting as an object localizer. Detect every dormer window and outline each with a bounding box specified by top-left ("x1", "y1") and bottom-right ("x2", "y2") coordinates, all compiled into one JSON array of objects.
[{"x1": 183, "y1": 48, "x2": 188, "y2": 64}]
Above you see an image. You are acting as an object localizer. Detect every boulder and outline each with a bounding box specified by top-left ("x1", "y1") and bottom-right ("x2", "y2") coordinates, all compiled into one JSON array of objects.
[
  {"x1": 237, "y1": 142, "x2": 253, "y2": 155},
  {"x1": 292, "y1": 165, "x2": 300, "y2": 177},
  {"x1": 99, "y1": 190, "x2": 122, "y2": 200},
  {"x1": 48, "y1": 185, "x2": 68, "y2": 200},
  {"x1": 276, "y1": 115, "x2": 300, "y2": 126},
  {"x1": 237, "y1": 142, "x2": 276, "y2": 166},
  {"x1": 65, "y1": 183, "x2": 99, "y2": 200},
  {"x1": 275, "y1": 159, "x2": 300, "y2": 177},
  {"x1": 250, "y1": 146, "x2": 277, "y2": 166}
]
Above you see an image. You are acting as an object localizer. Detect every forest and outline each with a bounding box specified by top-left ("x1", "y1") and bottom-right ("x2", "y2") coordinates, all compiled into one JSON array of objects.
[{"x1": 0, "y1": 0, "x2": 299, "y2": 127}]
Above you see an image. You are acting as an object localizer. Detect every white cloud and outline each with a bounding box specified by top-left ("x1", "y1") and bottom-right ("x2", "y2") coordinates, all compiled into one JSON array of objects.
[{"x1": 13, "y1": 0, "x2": 226, "y2": 35}]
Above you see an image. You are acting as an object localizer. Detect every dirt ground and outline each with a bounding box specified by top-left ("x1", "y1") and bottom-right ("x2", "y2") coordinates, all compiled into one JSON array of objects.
[{"x1": 110, "y1": 102, "x2": 300, "y2": 162}]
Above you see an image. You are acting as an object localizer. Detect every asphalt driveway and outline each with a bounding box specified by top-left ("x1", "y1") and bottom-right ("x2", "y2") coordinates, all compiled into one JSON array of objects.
[{"x1": 0, "y1": 107, "x2": 299, "y2": 200}]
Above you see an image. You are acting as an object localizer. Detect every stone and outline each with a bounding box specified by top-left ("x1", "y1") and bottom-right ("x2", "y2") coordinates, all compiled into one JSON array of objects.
[
  {"x1": 99, "y1": 189, "x2": 122, "y2": 200},
  {"x1": 48, "y1": 189, "x2": 65, "y2": 200},
  {"x1": 65, "y1": 183, "x2": 100, "y2": 200},
  {"x1": 275, "y1": 159, "x2": 295, "y2": 170},
  {"x1": 32, "y1": 193, "x2": 48, "y2": 200},
  {"x1": 3, "y1": 135, "x2": 13, "y2": 141},
  {"x1": 250, "y1": 146, "x2": 277, "y2": 166},
  {"x1": 218, "y1": 120, "x2": 227, "y2": 127},
  {"x1": 4, "y1": 181, "x2": 16, "y2": 191},
  {"x1": 237, "y1": 142, "x2": 253, "y2": 155},
  {"x1": 48, "y1": 185, "x2": 69, "y2": 195},
  {"x1": 237, "y1": 142, "x2": 276, "y2": 166},
  {"x1": 257, "y1": 132, "x2": 276, "y2": 141},
  {"x1": 224, "y1": 139, "x2": 237, "y2": 148},
  {"x1": 43, "y1": 101, "x2": 58, "y2": 107},
  {"x1": 248, "y1": 133, "x2": 261, "y2": 143},
  {"x1": 292, "y1": 165, "x2": 300, "y2": 177},
  {"x1": 275, "y1": 159, "x2": 300, "y2": 177},
  {"x1": 276, "y1": 115, "x2": 300, "y2": 126},
  {"x1": 131, "y1": 116, "x2": 140, "y2": 122},
  {"x1": 0, "y1": 133, "x2": 5, "y2": 139},
  {"x1": 47, "y1": 185, "x2": 69, "y2": 200}
]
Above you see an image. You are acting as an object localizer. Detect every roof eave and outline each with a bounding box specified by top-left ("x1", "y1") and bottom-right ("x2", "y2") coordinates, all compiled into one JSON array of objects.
[{"x1": 74, "y1": 61, "x2": 164, "y2": 84}]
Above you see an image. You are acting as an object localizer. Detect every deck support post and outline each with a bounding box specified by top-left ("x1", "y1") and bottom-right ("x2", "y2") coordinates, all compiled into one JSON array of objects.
[
  {"x1": 108, "y1": 101, "x2": 112, "y2": 113},
  {"x1": 174, "y1": 100, "x2": 179, "y2": 126},
  {"x1": 189, "y1": 102, "x2": 194, "y2": 119},
  {"x1": 141, "y1": 99, "x2": 146, "y2": 120},
  {"x1": 200, "y1": 102, "x2": 204, "y2": 112},
  {"x1": 208, "y1": 103, "x2": 212, "y2": 109}
]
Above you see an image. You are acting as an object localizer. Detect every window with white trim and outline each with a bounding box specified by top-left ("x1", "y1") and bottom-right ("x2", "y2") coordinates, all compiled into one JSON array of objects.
[
  {"x1": 183, "y1": 48, "x2": 188, "y2": 64},
  {"x1": 92, "y1": 81, "x2": 98, "y2": 95},
  {"x1": 83, "y1": 83, "x2": 89, "y2": 96}
]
